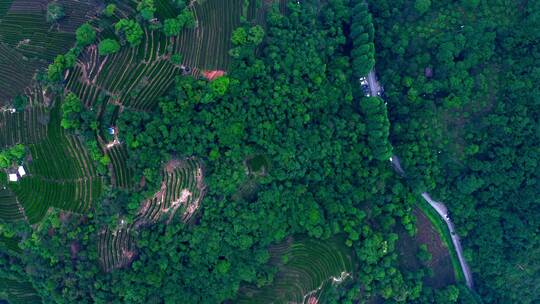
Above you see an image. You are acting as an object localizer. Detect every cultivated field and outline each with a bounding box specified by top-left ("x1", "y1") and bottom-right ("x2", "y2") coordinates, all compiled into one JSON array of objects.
[
  {"x1": 106, "y1": 143, "x2": 134, "y2": 189},
  {"x1": 135, "y1": 158, "x2": 206, "y2": 225},
  {"x1": 0, "y1": 187, "x2": 25, "y2": 221},
  {"x1": 98, "y1": 227, "x2": 136, "y2": 272},
  {"x1": 97, "y1": 158, "x2": 206, "y2": 272},
  {"x1": 237, "y1": 235, "x2": 354, "y2": 303},
  {"x1": 0, "y1": 278, "x2": 42, "y2": 304},
  {"x1": 66, "y1": 0, "x2": 245, "y2": 112},
  {"x1": 0, "y1": 106, "x2": 48, "y2": 148},
  {"x1": 0, "y1": 0, "x2": 98, "y2": 104},
  {"x1": 5, "y1": 104, "x2": 103, "y2": 223}
]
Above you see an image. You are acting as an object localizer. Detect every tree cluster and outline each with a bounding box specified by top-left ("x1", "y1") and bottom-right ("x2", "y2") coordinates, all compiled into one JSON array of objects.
[
  {"x1": 163, "y1": 9, "x2": 195, "y2": 37},
  {"x1": 350, "y1": 1, "x2": 375, "y2": 77},
  {"x1": 115, "y1": 19, "x2": 144, "y2": 47},
  {"x1": 360, "y1": 96, "x2": 393, "y2": 161},
  {"x1": 0, "y1": 145, "x2": 26, "y2": 169},
  {"x1": 370, "y1": 0, "x2": 540, "y2": 302}
]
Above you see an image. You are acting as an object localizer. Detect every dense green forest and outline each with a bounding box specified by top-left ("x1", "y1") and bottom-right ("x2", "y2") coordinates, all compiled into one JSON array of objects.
[
  {"x1": 371, "y1": 0, "x2": 540, "y2": 303},
  {"x1": 0, "y1": 0, "x2": 538, "y2": 303}
]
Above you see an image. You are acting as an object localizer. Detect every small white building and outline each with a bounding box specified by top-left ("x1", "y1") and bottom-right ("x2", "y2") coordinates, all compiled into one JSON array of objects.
[
  {"x1": 18, "y1": 166, "x2": 26, "y2": 177},
  {"x1": 108, "y1": 127, "x2": 116, "y2": 135},
  {"x1": 8, "y1": 173, "x2": 18, "y2": 182}
]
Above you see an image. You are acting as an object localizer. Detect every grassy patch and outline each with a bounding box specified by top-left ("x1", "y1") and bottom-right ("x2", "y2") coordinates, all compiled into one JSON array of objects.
[{"x1": 396, "y1": 207, "x2": 456, "y2": 288}]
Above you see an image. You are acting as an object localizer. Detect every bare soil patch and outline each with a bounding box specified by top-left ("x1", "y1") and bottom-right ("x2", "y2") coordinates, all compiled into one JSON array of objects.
[
  {"x1": 396, "y1": 207, "x2": 455, "y2": 289},
  {"x1": 413, "y1": 208, "x2": 455, "y2": 288},
  {"x1": 202, "y1": 70, "x2": 225, "y2": 81}
]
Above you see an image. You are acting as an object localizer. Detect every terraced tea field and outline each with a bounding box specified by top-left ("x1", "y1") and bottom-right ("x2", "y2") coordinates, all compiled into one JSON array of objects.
[
  {"x1": 4, "y1": 104, "x2": 103, "y2": 223},
  {"x1": 237, "y1": 235, "x2": 355, "y2": 303},
  {"x1": 0, "y1": 187, "x2": 25, "y2": 221},
  {"x1": 98, "y1": 227, "x2": 137, "y2": 272},
  {"x1": 176, "y1": 0, "x2": 243, "y2": 72},
  {"x1": 106, "y1": 143, "x2": 134, "y2": 189},
  {"x1": 0, "y1": 42, "x2": 41, "y2": 102},
  {"x1": 136, "y1": 158, "x2": 206, "y2": 224},
  {"x1": 0, "y1": 0, "x2": 98, "y2": 104},
  {"x1": 0, "y1": 106, "x2": 48, "y2": 148},
  {"x1": 0, "y1": 278, "x2": 41, "y2": 304},
  {"x1": 66, "y1": 0, "x2": 245, "y2": 111},
  {"x1": 97, "y1": 158, "x2": 205, "y2": 271}
]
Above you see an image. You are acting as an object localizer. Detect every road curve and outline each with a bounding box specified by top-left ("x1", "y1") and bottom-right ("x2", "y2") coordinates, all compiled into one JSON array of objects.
[
  {"x1": 420, "y1": 192, "x2": 474, "y2": 288},
  {"x1": 366, "y1": 71, "x2": 475, "y2": 289},
  {"x1": 390, "y1": 154, "x2": 474, "y2": 289}
]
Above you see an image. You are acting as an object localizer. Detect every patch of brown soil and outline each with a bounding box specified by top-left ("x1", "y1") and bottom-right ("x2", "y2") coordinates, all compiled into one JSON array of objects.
[
  {"x1": 136, "y1": 158, "x2": 206, "y2": 225},
  {"x1": 202, "y1": 70, "x2": 225, "y2": 81},
  {"x1": 413, "y1": 208, "x2": 455, "y2": 288},
  {"x1": 165, "y1": 159, "x2": 182, "y2": 173},
  {"x1": 122, "y1": 248, "x2": 136, "y2": 262},
  {"x1": 70, "y1": 241, "x2": 80, "y2": 259},
  {"x1": 307, "y1": 296, "x2": 318, "y2": 304},
  {"x1": 139, "y1": 176, "x2": 146, "y2": 188},
  {"x1": 59, "y1": 211, "x2": 70, "y2": 224}
]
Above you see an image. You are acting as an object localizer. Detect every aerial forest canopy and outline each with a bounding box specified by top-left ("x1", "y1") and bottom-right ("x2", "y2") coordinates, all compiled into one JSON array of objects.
[
  {"x1": 371, "y1": 0, "x2": 540, "y2": 303},
  {"x1": 0, "y1": 0, "x2": 538, "y2": 303}
]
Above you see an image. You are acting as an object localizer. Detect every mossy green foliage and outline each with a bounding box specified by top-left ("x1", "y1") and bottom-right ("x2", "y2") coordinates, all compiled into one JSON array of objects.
[
  {"x1": 0, "y1": 144, "x2": 25, "y2": 168},
  {"x1": 360, "y1": 97, "x2": 393, "y2": 161},
  {"x1": 246, "y1": 154, "x2": 268, "y2": 173},
  {"x1": 115, "y1": 19, "x2": 144, "y2": 47},
  {"x1": 60, "y1": 92, "x2": 83, "y2": 130},
  {"x1": 98, "y1": 38, "x2": 121, "y2": 55},
  {"x1": 350, "y1": 0, "x2": 375, "y2": 77},
  {"x1": 75, "y1": 23, "x2": 96, "y2": 47},
  {"x1": 137, "y1": 0, "x2": 156, "y2": 21},
  {"x1": 103, "y1": 4, "x2": 117, "y2": 17},
  {"x1": 46, "y1": 2, "x2": 65, "y2": 23},
  {"x1": 47, "y1": 49, "x2": 78, "y2": 81},
  {"x1": 372, "y1": 0, "x2": 540, "y2": 300},
  {"x1": 163, "y1": 9, "x2": 195, "y2": 36}
]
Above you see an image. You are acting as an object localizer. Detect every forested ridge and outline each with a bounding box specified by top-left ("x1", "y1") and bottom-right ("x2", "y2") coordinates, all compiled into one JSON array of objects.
[
  {"x1": 370, "y1": 0, "x2": 540, "y2": 302},
  {"x1": 0, "y1": 0, "x2": 538, "y2": 303}
]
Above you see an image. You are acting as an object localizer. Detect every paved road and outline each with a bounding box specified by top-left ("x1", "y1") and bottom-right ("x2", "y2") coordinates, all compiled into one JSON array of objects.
[
  {"x1": 365, "y1": 71, "x2": 475, "y2": 289},
  {"x1": 421, "y1": 192, "x2": 474, "y2": 289},
  {"x1": 390, "y1": 151, "x2": 474, "y2": 289},
  {"x1": 367, "y1": 70, "x2": 381, "y2": 97}
]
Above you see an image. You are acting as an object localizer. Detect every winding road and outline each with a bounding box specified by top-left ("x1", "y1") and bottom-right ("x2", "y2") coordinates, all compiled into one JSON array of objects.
[{"x1": 365, "y1": 70, "x2": 474, "y2": 289}]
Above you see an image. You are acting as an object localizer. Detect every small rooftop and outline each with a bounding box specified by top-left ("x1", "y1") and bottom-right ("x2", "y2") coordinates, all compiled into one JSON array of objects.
[
  {"x1": 8, "y1": 173, "x2": 18, "y2": 182},
  {"x1": 18, "y1": 166, "x2": 26, "y2": 176}
]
